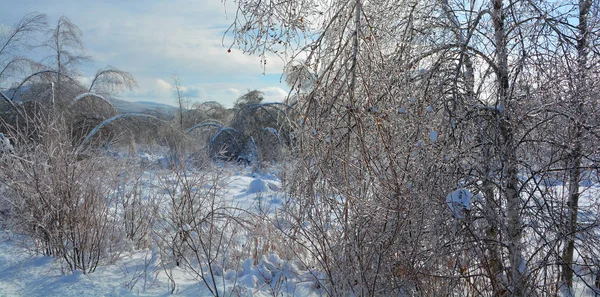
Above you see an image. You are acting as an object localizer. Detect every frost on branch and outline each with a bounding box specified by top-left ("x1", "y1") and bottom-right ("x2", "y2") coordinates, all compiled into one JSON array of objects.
[{"x1": 0, "y1": 133, "x2": 12, "y2": 153}]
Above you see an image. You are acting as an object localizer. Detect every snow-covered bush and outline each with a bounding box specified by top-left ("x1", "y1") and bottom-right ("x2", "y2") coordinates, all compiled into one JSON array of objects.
[
  {"x1": 227, "y1": 91, "x2": 295, "y2": 165},
  {"x1": 153, "y1": 161, "x2": 252, "y2": 294},
  {"x1": 113, "y1": 162, "x2": 158, "y2": 250},
  {"x1": 0, "y1": 113, "x2": 124, "y2": 274}
]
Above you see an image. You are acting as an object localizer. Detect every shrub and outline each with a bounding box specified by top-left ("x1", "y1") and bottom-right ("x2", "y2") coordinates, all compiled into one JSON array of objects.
[{"x1": 0, "y1": 112, "x2": 123, "y2": 274}]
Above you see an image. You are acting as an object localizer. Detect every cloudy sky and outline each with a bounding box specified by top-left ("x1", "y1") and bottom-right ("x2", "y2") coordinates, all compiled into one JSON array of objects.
[{"x1": 0, "y1": 0, "x2": 290, "y2": 107}]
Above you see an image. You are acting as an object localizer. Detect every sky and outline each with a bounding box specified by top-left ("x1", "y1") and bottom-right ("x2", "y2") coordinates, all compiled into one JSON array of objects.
[{"x1": 0, "y1": 0, "x2": 290, "y2": 107}]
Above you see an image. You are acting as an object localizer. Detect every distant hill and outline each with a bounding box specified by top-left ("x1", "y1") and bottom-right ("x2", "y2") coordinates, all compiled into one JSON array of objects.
[
  {"x1": 133, "y1": 101, "x2": 177, "y2": 109},
  {"x1": 109, "y1": 98, "x2": 177, "y2": 117},
  {"x1": 1, "y1": 85, "x2": 178, "y2": 119}
]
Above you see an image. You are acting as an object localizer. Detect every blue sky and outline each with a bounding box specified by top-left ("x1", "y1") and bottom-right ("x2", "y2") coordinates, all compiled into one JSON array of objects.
[{"x1": 0, "y1": 0, "x2": 290, "y2": 107}]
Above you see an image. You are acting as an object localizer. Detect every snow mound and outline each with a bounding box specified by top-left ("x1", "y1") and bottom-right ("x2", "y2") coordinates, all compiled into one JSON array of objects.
[
  {"x1": 267, "y1": 182, "x2": 281, "y2": 192},
  {"x1": 247, "y1": 178, "x2": 267, "y2": 194}
]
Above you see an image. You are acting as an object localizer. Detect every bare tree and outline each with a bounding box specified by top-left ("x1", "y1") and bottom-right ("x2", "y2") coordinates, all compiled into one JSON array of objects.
[
  {"x1": 0, "y1": 13, "x2": 46, "y2": 113},
  {"x1": 225, "y1": 0, "x2": 600, "y2": 295},
  {"x1": 172, "y1": 75, "x2": 188, "y2": 131},
  {"x1": 0, "y1": 13, "x2": 46, "y2": 88},
  {"x1": 226, "y1": 0, "x2": 472, "y2": 294},
  {"x1": 43, "y1": 16, "x2": 91, "y2": 99},
  {"x1": 559, "y1": 0, "x2": 594, "y2": 292},
  {"x1": 88, "y1": 66, "x2": 137, "y2": 97}
]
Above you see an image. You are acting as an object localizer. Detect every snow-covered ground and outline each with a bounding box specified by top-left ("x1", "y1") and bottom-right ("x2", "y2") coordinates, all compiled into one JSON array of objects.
[
  {"x1": 0, "y1": 235, "x2": 321, "y2": 296},
  {"x1": 0, "y1": 164, "x2": 323, "y2": 297},
  {"x1": 1, "y1": 155, "x2": 599, "y2": 296}
]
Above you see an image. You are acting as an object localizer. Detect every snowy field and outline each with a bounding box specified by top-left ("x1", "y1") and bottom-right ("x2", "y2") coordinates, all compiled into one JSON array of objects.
[
  {"x1": 0, "y1": 163, "x2": 324, "y2": 297},
  {"x1": 1, "y1": 155, "x2": 599, "y2": 296}
]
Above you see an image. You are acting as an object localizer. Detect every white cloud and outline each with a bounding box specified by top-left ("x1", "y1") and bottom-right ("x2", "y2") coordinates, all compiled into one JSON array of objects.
[
  {"x1": 75, "y1": 75, "x2": 94, "y2": 88},
  {"x1": 1, "y1": 0, "x2": 292, "y2": 108},
  {"x1": 226, "y1": 88, "x2": 241, "y2": 98},
  {"x1": 155, "y1": 78, "x2": 172, "y2": 93},
  {"x1": 259, "y1": 86, "x2": 289, "y2": 102}
]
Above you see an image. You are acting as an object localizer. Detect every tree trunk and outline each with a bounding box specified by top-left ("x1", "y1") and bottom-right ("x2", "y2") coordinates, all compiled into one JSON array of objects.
[
  {"x1": 492, "y1": 0, "x2": 525, "y2": 295},
  {"x1": 561, "y1": 0, "x2": 591, "y2": 292}
]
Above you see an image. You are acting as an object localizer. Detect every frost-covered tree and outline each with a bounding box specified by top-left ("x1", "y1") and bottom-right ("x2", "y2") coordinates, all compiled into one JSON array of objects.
[
  {"x1": 42, "y1": 16, "x2": 90, "y2": 98},
  {"x1": 227, "y1": 0, "x2": 477, "y2": 294},
  {"x1": 233, "y1": 89, "x2": 264, "y2": 109},
  {"x1": 0, "y1": 13, "x2": 46, "y2": 107},
  {"x1": 0, "y1": 13, "x2": 142, "y2": 275},
  {"x1": 226, "y1": 0, "x2": 600, "y2": 295},
  {"x1": 558, "y1": 0, "x2": 595, "y2": 292},
  {"x1": 171, "y1": 74, "x2": 188, "y2": 131}
]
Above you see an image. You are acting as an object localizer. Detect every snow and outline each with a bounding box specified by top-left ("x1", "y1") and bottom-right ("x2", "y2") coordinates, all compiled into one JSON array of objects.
[
  {"x1": 267, "y1": 182, "x2": 281, "y2": 192},
  {"x1": 0, "y1": 236, "x2": 133, "y2": 296},
  {"x1": 0, "y1": 166, "x2": 323, "y2": 297},
  {"x1": 2, "y1": 153, "x2": 596, "y2": 296},
  {"x1": 247, "y1": 178, "x2": 267, "y2": 194},
  {"x1": 0, "y1": 235, "x2": 320, "y2": 296},
  {"x1": 0, "y1": 133, "x2": 12, "y2": 153}
]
